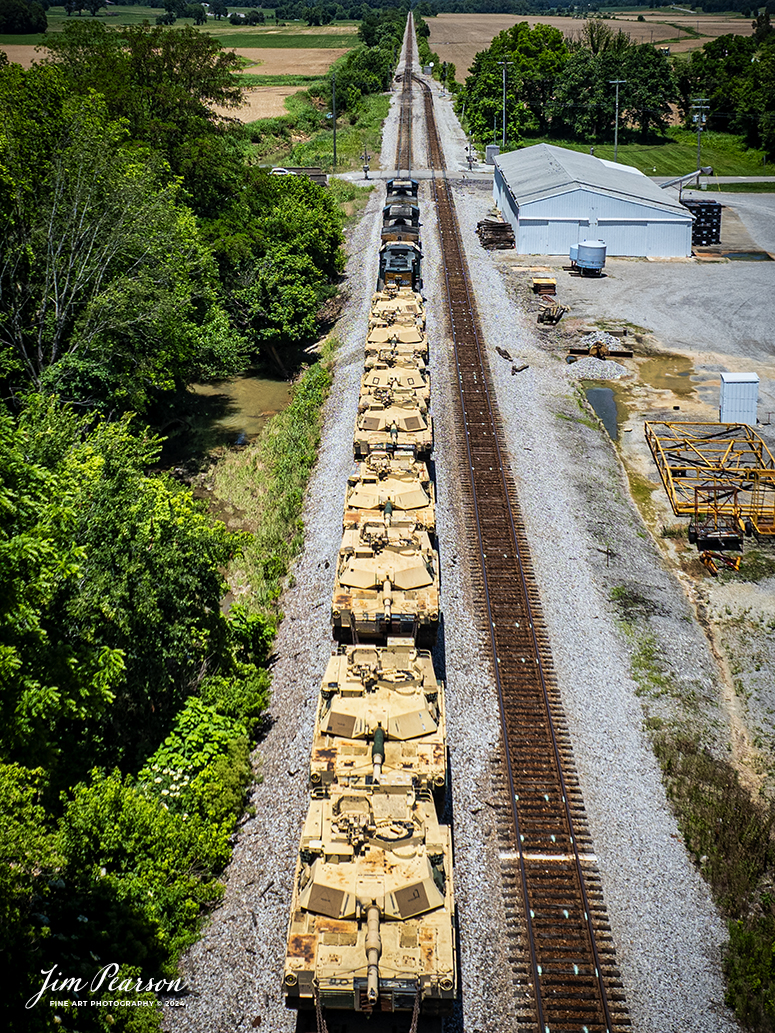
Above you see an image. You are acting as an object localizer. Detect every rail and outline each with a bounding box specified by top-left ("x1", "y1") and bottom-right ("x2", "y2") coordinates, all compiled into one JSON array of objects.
[{"x1": 413, "y1": 69, "x2": 631, "y2": 1033}]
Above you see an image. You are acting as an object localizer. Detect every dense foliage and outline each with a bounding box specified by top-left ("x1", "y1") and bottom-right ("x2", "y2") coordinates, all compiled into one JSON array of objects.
[
  {"x1": 0, "y1": 22, "x2": 345, "y2": 415},
  {"x1": 457, "y1": 20, "x2": 677, "y2": 147},
  {"x1": 456, "y1": 11, "x2": 774, "y2": 154},
  {"x1": 0, "y1": 0, "x2": 46, "y2": 31},
  {"x1": 676, "y1": 18, "x2": 775, "y2": 157},
  {"x1": 0, "y1": 15, "x2": 351, "y2": 1028}
]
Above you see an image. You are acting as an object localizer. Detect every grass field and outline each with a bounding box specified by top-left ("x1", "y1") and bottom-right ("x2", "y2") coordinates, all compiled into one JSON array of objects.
[
  {"x1": 513, "y1": 129, "x2": 773, "y2": 178},
  {"x1": 0, "y1": 8, "x2": 358, "y2": 49}
]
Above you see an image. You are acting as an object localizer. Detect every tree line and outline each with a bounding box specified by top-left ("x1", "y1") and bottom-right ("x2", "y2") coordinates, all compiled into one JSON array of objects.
[
  {"x1": 457, "y1": 16, "x2": 774, "y2": 155},
  {"x1": 0, "y1": 20, "x2": 354, "y2": 1029},
  {"x1": 1, "y1": 22, "x2": 345, "y2": 416}
]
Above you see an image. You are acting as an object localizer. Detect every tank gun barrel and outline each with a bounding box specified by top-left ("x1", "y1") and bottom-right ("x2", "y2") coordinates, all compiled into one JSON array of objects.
[
  {"x1": 372, "y1": 725, "x2": 385, "y2": 782},
  {"x1": 365, "y1": 905, "x2": 382, "y2": 1004}
]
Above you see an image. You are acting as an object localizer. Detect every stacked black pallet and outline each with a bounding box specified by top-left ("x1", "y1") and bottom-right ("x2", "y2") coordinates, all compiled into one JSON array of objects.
[{"x1": 682, "y1": 198, "x2": 722, "y2": 246}]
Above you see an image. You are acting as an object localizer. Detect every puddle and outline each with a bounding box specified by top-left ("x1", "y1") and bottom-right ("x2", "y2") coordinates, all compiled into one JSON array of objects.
[
  {"x1": 727, "y1": 251, "x2": 773, "y2": 261},
  {"x1": 638, "y1": 354, "x2": 698, "y2": 399},
  {"x1": 585, "y1": 387, "x2": 619, "y2": 440}
]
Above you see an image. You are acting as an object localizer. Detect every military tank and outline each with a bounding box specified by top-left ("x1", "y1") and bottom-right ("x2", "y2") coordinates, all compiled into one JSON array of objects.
[
  {"x1": 354, "y1": 396, "x2": 432, "y2": 460},
  {"x1": 331, "y1": 524, "x2": 439, "y2": 645},
  {"x1": 283, "y1": 783, "x2": 455, "y2": 1015},
  {"x1": 343, "y1": 452, "x2": 436, "y2": 535},
  {"x1": 359, "y1": 362, "x2": 430, "y2": 410},
  {"x1": 369, "y1": 286, "x2": 425, "y2": 330},
  {"x1": 364, "y1": 325, "x2": 428, "y2": 371},
  {"x1": 309, "y1": 643, "x2": 447, "y2": 796}
]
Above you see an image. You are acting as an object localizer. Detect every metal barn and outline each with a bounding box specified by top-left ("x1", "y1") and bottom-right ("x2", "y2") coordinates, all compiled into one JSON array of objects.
[{"x1": 493, "y1": 144, "x2": 693, "y2": 258}]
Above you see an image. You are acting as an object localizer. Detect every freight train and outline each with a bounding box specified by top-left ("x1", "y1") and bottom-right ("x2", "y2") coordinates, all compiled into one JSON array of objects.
[{"x1": 282, "y1": 141, "x2": 456, "y2": 1023}]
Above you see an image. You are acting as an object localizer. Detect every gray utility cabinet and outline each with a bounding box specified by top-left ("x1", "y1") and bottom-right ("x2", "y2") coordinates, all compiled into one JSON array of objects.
[{"x1": 719, "y1": 372, "x2": 759, "y2": 425}]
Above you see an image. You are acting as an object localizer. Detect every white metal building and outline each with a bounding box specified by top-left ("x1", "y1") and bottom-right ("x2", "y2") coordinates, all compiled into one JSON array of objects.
[{"x1": 493, "y1": 144, "x2": 693, "y2": 258}]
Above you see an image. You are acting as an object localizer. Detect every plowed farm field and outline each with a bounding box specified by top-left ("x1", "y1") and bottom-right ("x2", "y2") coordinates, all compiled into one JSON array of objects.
[{"x1": 429, "y1": 11, "x2": 754, "y2": 76}]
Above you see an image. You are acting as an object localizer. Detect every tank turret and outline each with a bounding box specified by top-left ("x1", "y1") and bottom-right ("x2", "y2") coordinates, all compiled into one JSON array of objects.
[
  {"x1": 369, "y1": 287, "x2": 425, "y2": 330},
  {"x1": 332, "y1": 524, "x2": 439, "y2": 646},
  {"x1": 283, "y1": 783, "x2": 456, "y2": 1015},
  {"x1": 364, "y1": 326, "x2": 428, "y2": 371},
  {"x1": 354, "y1": 398, "x2": 432, "y2": 460},
  {"x1": 310, "y1": 644, "x2": 447, "y2": 795},
  {"x1": 343, "y1": 452, "x2": 436, "y2": 535},
  {"x1": 359, "y1": 363, "x2": 430, "y2": 410}
]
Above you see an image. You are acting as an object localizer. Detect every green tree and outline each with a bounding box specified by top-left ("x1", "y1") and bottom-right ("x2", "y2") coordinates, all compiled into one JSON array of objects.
[
  {"x1": 623, "y1": 43, "x2": 676, "y2": 138},
  {"x1": 0, "y1": 0, "x2": 47, "y2": 32},
  {"x1": 43, "y1": 21, "x2": 243, "y2": 150},
  {"x1": 0, "y1": 406, "x2": 124, "y2": 769},
  {"x1": 0, "y1": 68, "x2": 247, "y2": 410}
]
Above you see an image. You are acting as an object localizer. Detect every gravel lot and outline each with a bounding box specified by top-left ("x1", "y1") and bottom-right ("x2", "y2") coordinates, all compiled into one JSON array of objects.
[{"x1": 165, "y1": 55, "x2": 757, "y2": 1033}]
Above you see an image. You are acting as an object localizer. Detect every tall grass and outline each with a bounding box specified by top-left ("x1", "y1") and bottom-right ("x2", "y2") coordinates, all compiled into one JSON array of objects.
[{"x1": 212, "y1": 339, "x2": 336, "y2": 614}]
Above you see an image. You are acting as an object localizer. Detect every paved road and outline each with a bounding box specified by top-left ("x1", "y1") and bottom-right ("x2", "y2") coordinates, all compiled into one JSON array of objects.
[{"x1": 683, "y1": 189, "x2": 775, "y2": 254}]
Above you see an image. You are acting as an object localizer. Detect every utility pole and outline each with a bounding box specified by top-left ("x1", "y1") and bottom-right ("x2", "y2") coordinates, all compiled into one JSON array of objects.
[
  {"x1": 332, "y1": 73, "x2": 337, "y2": 169},
  {"x1": 692, "y1": 97, "x2": 710, "y2": 182},
  {"x1": 609, "y1": 79, "x2": 626, "y2": 163},
  {"x1": 497, "y1": 60, "x2": 513, "y2": 149}
]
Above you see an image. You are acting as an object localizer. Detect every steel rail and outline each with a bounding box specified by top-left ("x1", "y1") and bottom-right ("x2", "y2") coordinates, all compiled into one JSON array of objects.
[{"x1": 414, "y1": 70, "x2": 629, "y2": 1033}]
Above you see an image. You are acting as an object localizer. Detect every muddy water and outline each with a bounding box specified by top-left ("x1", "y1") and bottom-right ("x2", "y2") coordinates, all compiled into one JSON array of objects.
[
  {"x1": 190, "y1": 375, "x2": 292, "y2": 444},
  {"x1": 637, "y1": 354, "x2": 698, "y2": 399}
]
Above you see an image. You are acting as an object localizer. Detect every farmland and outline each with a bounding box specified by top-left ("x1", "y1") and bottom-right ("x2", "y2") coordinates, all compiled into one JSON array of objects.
[
  {"x1": 0, "y1": 10, "x2": 356, "y2": 122},
  {"x1": 428, "y1": 10, "x2": 755, "y2": 77}
]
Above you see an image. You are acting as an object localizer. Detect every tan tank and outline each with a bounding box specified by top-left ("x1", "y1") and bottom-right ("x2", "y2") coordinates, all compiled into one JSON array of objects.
[
  {"x1": 369, "y1": 286, "x2": 425, "y2": 330},
  {"x1": 364, "y1": 325, "x2": 428, "y2": 370},
  {"x1": 359, "y1": 362, "x2": 430, "y2": 410},
  {"x1": 354, "y1": 398, "x2": 432, "y2": 460},
  {"x1": 310, "y1": 644, "x2": 447, "y2": 796},
  {"x1": 283, "y1": 783, "x2": 456, "y2": 1015},
  {"x1": 332, "y1": 524, "x2": 439, "y2": 646},
  {"x1": 343, "y1": 452, "x2": 436, "y2": 535}
]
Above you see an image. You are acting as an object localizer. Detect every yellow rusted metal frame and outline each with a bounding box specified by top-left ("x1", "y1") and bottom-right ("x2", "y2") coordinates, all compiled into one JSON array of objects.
[
  {"x1": 750, "y1": 470, "x2": 775, "y2": 535},
  {"x1": 645, "y1": 422, "x2": 775, "y2": 517}
]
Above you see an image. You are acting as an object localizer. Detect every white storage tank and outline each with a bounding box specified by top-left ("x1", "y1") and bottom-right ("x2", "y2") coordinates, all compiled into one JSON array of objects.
[
  {"x1": 576, "y1": 239, "x2": 607, "y2": 274},
  {"x1": 719, "y1": 372, "x2": 759, "y2": 425},
  {"x1": 485, "y1": 144, "x2": 501, "y2": 165}
]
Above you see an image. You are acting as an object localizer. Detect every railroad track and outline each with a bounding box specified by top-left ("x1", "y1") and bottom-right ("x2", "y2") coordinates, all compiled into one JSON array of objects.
[
  {"x1": 412, "y1": 69, "x2": 632, "y2": 1033},
  {"x1": 394, "y1": 33, "x2": 413, "y2": 176}
]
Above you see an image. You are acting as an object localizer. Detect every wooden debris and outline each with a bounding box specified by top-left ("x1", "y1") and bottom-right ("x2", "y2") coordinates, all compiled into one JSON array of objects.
[
  {"x1": 496, "y1": 346, "x2": 512, "y2": 361},
  {"x1": 537, "y1": 304, "x2": 567, "y2": 325},
  {"x1": 476, "y1": 219, "x2": 515, "y2": 249}
]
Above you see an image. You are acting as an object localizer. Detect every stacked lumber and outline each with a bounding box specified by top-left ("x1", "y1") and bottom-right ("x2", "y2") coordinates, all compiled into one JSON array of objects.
[
  {"x1": 531, "y1": 277, "x2": 557, "y2": 296},
  {"x1": 476, "y1": 219, "x2": 515, "y2": 249}
]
